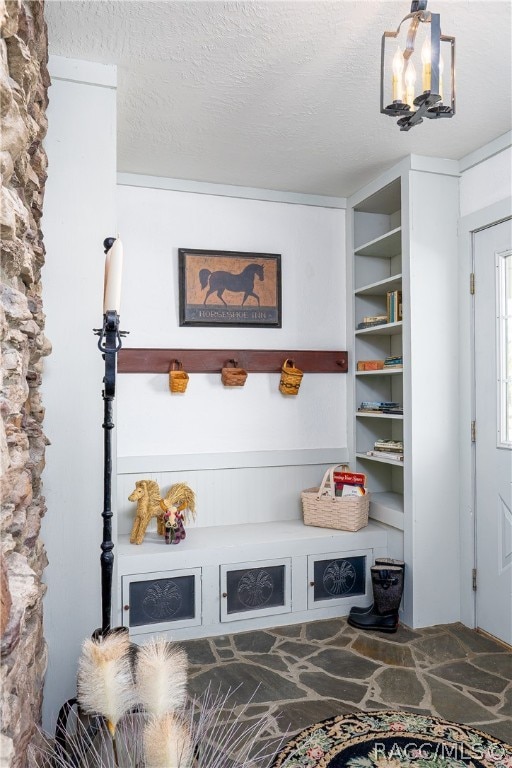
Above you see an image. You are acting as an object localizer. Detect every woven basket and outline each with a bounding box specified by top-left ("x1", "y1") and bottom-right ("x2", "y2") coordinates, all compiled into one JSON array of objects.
[
  {"x1": 221, "y1": 360, "x2": 248, "y2": 387},
  {"x1": 302, "y1": 464, "x2": 369, "y2": 532},
  {"x1": 279, "y1": 358, "x2": 303, "y2": 395},
  {"x1": 169, "y1": 361, "x2": 189, "y2": 393}
]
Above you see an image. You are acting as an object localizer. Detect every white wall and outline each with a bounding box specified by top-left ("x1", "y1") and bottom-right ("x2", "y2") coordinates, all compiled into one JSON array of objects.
[
  {"x1": 41, "y1": 57, "x2": 117, "y2": 729},
  {"x1": 459, "y1": 142, "x2": 512, "y2": 218},
  {"x1": 116, "y1": 184, "x2": 347, "y2": 458}
]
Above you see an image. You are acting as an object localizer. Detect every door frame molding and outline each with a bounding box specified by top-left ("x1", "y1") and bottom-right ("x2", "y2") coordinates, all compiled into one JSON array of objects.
[{"x1": 458, "y1": 197, "x2": 512, "y2": 629}]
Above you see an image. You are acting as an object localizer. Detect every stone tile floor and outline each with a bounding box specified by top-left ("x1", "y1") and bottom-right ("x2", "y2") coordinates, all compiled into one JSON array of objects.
[{"x1": 181, "y1": 618, "x2": 512, "y2": 760}]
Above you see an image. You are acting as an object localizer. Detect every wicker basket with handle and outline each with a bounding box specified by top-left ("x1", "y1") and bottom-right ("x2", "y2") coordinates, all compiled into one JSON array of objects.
[
  {"x1": 169, "y1": 360, "x2": 189, "y2": 393},
  {"x1": 279, "y1": 358, "x2": 303, "y2": 395},
  {"x1": 221, "y1": 359, "x2": 248, "y2": 387},
  {"x1": 301, "y1": 464, "x2": 369, "y2": 532}
]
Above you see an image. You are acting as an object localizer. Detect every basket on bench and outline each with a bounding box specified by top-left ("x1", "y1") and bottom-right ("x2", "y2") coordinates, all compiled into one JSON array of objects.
[{"x1": 302, "y1": 464, "x2": 369, "y2": 532}]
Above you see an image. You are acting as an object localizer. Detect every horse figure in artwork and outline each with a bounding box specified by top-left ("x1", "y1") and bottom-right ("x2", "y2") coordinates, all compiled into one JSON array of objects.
[{"x1": 199, "y1": 263, "x2": 264, "y2": 306}]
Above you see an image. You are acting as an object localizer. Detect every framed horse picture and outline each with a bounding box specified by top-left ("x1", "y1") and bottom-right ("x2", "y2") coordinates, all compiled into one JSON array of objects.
[{"x1": 178, "y1": 248, "x2": 282, "y2": 327}]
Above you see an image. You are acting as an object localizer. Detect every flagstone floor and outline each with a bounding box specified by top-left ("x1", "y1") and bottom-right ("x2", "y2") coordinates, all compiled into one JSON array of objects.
[{"x1": 181, "y1": 618, "x2": 512, "y2": 761}]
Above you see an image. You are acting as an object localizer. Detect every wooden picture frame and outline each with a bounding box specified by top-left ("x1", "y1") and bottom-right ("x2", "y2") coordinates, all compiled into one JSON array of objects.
[{"x1": 178, "y1": 248, "x2": 282, "y2": 328}]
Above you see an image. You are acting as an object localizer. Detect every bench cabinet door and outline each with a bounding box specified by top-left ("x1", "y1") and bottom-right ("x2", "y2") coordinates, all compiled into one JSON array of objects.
[
  {"x1": 307, "y1": 550, "x2": 371, "y2": 610},
  {"x1": 122, "y1": 568, "x2": 201, "y2": 635},
  {"x1": 220, "y1": 558, "x2": 291, "y2": 622}
]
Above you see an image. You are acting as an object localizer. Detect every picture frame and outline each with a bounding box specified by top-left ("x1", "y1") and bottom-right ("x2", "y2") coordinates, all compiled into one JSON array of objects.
[{"x1": 178, "y1": 248, "x2": 282, "y2": 328}]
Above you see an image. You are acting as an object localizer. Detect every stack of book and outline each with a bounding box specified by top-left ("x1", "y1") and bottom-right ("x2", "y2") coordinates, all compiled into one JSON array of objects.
[
  {"x1": 358, "y1": 401, "x2": 402, "y2": 414},
  {"x1": 386, "y1": 290, "x2": 402, "y2": 323},
  {"x1": 357, "y1": 314, "x2": 387, "y2": 330},
  {"x1": 384, "y1": 355, "x2": 403, "y2": 369},
  {"x1": 366, "y1": 439, "x2": 404, "y2": 462}
]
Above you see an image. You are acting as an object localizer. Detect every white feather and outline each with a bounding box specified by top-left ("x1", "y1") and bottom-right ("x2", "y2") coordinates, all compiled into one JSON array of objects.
[
  {"x1": 144, "y1": 713, "x2": 194, "y2": 768},
  {"x1": 77, "y1": 633, "x2": 136, "y2": 729},
  {"x1": 135, "y1": 638, "x2": 188, "y2": 717}
]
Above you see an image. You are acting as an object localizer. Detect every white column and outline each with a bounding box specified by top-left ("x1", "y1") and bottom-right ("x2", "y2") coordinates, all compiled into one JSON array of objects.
[{"x1": 41, "y1": 56, "x2": 117, "y2": 730}]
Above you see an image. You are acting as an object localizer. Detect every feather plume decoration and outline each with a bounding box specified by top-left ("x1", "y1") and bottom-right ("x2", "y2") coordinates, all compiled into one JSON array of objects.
[
  {"x1": 77, "y1": 632, "x2": 136, "y2": 736},
  {"x1": 144, "y1": 713, "x2": 194, "y2": 768},
  {"x1": 135, "y1": 637, "x2": 188, "y2": 717}
]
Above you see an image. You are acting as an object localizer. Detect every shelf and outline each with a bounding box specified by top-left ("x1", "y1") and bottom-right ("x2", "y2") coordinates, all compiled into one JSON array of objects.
[
  {"x1": 355, "y1": 369, "x2": 403, "y2": 376},
  {"x1": 369, "y1": 492, "x2": 404, "y2": 531},
  {"x1": 356, "y1": 452, "x2": 404, "y2": 467},
  {"x1": 355, "y1": 321, "x2": 402, "y2": 336},
  {"x1": 354, "y1": 227, "x2": 401, "y2": 259},
  {"x1": 355, "y1": 274, "x2": 402, "y2": 296},
  {"x1": 356, "y1": 412, "x2": 403, "y2": 420}
]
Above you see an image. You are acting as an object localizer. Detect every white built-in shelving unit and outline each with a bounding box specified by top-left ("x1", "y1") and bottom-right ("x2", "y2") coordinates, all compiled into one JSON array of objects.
[{"x1": 347, "y1": 157, "x2": 461, "y2": 628}]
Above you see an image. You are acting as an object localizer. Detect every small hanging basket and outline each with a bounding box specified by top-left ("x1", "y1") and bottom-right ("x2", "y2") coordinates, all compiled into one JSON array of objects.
[
  {"x1": 221, "y1": 359, "x2": 248, "y2": 387},
  {"x1": 279, "y1": 358, "x2": 303, "y2": 395},
  {"x1": 169, "y1": 360, "x2": 189, "y2": 393}
]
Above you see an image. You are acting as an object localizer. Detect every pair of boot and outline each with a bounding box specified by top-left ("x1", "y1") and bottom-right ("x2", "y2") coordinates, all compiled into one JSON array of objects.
[{"x1": 347, "y1": 558, "x2": 405, "y2": 633}]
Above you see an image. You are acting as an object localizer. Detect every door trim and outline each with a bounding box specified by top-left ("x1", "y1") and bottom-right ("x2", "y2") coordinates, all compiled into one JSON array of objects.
[{"x1": 458, "y1": 198, "x2": 512, "y2": 630}]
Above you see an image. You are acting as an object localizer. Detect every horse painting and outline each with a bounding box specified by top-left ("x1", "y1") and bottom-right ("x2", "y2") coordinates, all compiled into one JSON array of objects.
[{"x1": 199, "y1": 263, "x2": 264, "y2": 306}]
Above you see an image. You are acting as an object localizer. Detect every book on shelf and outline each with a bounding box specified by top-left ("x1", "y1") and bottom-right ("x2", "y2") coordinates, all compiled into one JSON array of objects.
[
  {"x1": 384, "y1": 355, "x2": 403, "y2": 368},
  {"x1": 373, "y1": 439, "x2": 403, "y2": 452},
  {"x1": 358, "y1": 401, "x2": 401, "y2": 413},
  {"x1": 357, "y1": 360, "x2": 384, "y2": 371},
  {"x1": 357, "y1": 318, "x2": 388, "y2": 330},
  {"x1": 386, "y1": 290, "x2": 403, "y2": 324},
  {"x1": 366, "y1": 450, "x2": 404, "y2": 462}
]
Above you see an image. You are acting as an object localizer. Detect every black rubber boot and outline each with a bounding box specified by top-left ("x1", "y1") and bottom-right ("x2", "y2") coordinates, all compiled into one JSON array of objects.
[
  {"x1": 347, "y1": 565, "x2": 404, "y2": 633},
  {"x1": 349, "y1": 558, "x2": 405, "y2": 616}
]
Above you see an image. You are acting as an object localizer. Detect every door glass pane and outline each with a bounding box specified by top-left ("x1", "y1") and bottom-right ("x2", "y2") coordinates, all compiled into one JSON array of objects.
[{"x1": 498, "y1": 251, "x2": 512, "y2": 447}]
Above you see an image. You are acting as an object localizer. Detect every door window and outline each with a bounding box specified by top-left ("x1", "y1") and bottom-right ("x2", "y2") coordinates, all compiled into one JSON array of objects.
[{"x1": 497, "y1": 249, "x2": 512, "y2": 448}]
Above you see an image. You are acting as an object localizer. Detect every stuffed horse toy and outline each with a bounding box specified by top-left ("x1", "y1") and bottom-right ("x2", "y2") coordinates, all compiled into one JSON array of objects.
[
  {"x1": 128, "y1": 479, "x2": 167, "y2": 544},
  {"x1": 159, "y1": 483, "x2": 196, "y2": 545}
]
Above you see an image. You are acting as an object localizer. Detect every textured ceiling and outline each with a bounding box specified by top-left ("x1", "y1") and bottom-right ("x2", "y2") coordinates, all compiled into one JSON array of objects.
[{"x1": 45, "y1": 1, "x2": 512, "y2": 197}]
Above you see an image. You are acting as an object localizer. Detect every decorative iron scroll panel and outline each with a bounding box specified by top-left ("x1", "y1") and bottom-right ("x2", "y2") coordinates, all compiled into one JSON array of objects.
[
  {"x1": 226, "y1": 565, "x2": 285, "y2": 615},
  {"x1": 129, "y1": 575, "x2": 196, "y2": 627},
  {"x1": 313, "y1": 556, "x2": 366, "y2": 602}
]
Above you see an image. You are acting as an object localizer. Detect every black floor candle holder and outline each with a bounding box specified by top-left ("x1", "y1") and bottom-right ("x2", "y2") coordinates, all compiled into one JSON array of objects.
[
  {"x1": 93, "y1": 307, "x2": 128, "y2": 636},
  {"x1": 54, "y1": 240, "x2": 129, "y2": 759}
]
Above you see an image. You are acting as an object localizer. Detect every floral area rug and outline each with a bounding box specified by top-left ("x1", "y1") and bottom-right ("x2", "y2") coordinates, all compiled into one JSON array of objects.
[{"x1": 271, "y1": 711, "x2": 512, "y2": 768}]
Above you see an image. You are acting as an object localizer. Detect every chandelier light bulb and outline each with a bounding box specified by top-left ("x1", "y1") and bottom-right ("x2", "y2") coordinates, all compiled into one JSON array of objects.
[
  {"x1": 421, "y1": 37, "x2": 431, "y2": 91},
  {"x1": 392, "y1": 46, "x2": 405, "y2": 101},
  {"x1": 405, "y1": 61, "x2": 417, "y2": 108}
]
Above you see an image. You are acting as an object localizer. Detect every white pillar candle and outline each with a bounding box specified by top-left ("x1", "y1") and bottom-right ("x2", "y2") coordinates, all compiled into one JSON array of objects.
[{"x1": 103, "y1": 236, "x2": 123, "y2": 314}]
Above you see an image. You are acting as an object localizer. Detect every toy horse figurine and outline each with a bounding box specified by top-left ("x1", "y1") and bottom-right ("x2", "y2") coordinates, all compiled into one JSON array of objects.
[
  {"x1": 159, "y1": 483, "x2": 196, "y2": 545},
  {"x1": 128, "y1": 479, "x2": 167, "y2": 544}
]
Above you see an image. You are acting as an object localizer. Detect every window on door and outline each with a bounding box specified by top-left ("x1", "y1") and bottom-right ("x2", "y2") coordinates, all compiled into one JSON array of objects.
[{"x1": 497, "y1": 249, "x2": 512, "y2": 448}]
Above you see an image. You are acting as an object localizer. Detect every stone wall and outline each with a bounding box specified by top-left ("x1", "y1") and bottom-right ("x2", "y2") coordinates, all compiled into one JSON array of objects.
[{"x1": 0, "y1": 1, "x2": 50, "y2": 765}]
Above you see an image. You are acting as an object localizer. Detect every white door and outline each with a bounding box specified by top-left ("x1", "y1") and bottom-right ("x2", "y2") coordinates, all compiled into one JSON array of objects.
[{"x1": 474, "y1": 217, "x2": 512, "y2": 646}]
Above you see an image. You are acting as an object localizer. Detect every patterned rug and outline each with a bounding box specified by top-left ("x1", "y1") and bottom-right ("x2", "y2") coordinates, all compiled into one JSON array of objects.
[{"x1": 271, "y1": 711, "x2": 512, "y2": 768}]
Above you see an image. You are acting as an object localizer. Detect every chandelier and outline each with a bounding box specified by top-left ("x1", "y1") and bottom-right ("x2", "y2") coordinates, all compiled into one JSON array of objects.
[{"x1": 380, "y1": 0, "x2": 455, "y2": 131}]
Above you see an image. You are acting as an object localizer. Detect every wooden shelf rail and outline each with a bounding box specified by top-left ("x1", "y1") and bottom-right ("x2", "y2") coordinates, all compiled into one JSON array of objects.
[{"x1": 118, "y1": 348, "x2": 348, "y2": 374}]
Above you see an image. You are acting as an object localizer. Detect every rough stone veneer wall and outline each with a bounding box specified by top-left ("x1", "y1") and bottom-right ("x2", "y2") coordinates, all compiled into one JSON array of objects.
[{"x1": 1, "y1": 1, "x2": 51, "y2": 765}]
